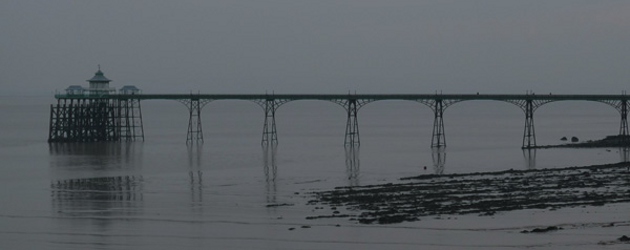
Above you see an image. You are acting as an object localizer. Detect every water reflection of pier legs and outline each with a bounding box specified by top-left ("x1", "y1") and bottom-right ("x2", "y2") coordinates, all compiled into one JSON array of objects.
[
  {"x1": 620, "y1": 147, "x2": 630, "y2": 162},
  {"x1": 262, "y1": 145, "x2": 278, "y2": 203},
  {"x1": 188, "y1": 170, "x2": 203, "y2": 203},
  {"x1": 431, "y1": 149, "x2": 446, "y2": 175},
  {"x1": 51, "y1": 175, "x2": 144, "y2": 224},
  {"x1": 522, "y1": 149, "x2": 537, "y2": 169},
  {"x1": 187, "y1": 144, "x2": 203, "y2": 204},
  {"x1": 345, "y1": 146, "x2": 360, "y2": 186},
  {"x1": 49, "y1": 142, "x2": 143, "y2": 171},
  {"x1": 51, "y1": 176, "x2": 143, "y2": 201}
]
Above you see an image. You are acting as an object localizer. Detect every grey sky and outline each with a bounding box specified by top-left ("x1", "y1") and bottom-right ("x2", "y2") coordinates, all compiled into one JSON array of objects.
[{"x1": 2, "y1": 0, "x2": 629, "y2": 95}]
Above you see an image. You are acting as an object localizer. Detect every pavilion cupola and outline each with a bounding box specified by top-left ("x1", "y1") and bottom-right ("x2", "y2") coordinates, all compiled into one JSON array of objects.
[{"x1": 87, "y1": 65, "x2": 114, "y2": 95}]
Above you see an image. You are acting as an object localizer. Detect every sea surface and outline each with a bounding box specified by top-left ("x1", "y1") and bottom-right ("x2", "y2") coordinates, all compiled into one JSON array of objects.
[{"x1": 1, "y1": 96, "x2": 628, "y2": 249}]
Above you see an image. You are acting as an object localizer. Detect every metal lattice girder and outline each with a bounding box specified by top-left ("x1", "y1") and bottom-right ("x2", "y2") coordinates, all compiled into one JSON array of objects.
[
  {"x1": 501, "y1": 98, "x2": 555, "y2": 149},
  {"x1": 415, "y1": 98, "x2": 463, "y2": 148},
  {"x1": 252, "y1": 98, "x2": 291, "y2": 146},
  {"x1": 345, "y1": 145, "x2": 360, "y2": 186},
  {"x1": 177, "y1": 97, "x2": 213, "y2": 144},
  {"x1": 598, "y1": 99, "x2": 629, "y2": 136},
  {"x1": 330, "y1": 97, "x2": 376, "y2": 147},
  {"x1": 431, "y1": 101, "x2": 446, "y2": 148},
  {"x1": 344, "y1": 99, "x2": 360, "y2": 147},
  {"x1": 522, "y1": 100, "x2": 536, "y2": 149},
  {"x1": 118, "y1": 98, "x2": 145, "y2": 141},
  {"x1": 48, "y1": 98, "x2": 121, "y2": 142}
]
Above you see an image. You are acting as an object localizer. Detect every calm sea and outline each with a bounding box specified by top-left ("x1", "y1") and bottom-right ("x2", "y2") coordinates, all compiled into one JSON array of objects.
[{"x1": 0, "y1": 96, "x2": 627, "y2": 249}]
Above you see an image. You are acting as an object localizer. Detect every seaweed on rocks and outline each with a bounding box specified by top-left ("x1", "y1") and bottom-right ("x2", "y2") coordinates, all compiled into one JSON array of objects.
[
  {"x1": 266, "y1": 203, "x2": 294, "y2": 207},
  {"x1": 521, "y1": 226, "x2": 562, "y2": 233},
  {"x1": 307, "y1": 162, "x2": 630, "y2": 224}
]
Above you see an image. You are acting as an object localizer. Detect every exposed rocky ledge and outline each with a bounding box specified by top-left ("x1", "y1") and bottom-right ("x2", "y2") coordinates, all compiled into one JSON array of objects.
[
  {"x1": 307, "y1": 162, "x2": 630, "y2": 224},
  {"x1": 534, "y1": 135, "x2": 630, "y2": 149}
]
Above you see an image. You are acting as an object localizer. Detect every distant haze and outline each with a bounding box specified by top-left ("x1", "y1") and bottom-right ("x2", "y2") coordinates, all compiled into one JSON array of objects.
[{"x1": 2, "y1": 0, "x2": 630, "y2": 95}]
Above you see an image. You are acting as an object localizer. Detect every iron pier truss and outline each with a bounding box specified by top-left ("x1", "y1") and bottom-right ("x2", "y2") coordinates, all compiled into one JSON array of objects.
[{"x1": 49, "y1": 93, "x2": 630, "y2": 148}]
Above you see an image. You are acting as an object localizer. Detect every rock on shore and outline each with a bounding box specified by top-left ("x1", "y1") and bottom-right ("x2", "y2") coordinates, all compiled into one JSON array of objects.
[{"x1": 537, "y1": 135, "x2": 630, "y2": 148}]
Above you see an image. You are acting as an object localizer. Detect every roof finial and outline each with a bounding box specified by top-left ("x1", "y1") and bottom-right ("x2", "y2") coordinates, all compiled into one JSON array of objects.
[{"x1": 98, "y1": 64, "x2": 101, "y2": 71}]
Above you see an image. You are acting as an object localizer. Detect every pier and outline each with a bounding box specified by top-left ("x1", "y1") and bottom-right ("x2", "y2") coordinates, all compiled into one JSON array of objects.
[
  {"x1": 48, "y1": 68, "x2": 630, "y2": 148},
  {"x1": 49, "y1": 93, "x2": 630, "y2": 148}
]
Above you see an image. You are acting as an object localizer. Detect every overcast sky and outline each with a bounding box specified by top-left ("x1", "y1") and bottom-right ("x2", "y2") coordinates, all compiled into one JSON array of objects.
[{"x1": 2, "y1": 0, "x2": 630, "y2": 95}]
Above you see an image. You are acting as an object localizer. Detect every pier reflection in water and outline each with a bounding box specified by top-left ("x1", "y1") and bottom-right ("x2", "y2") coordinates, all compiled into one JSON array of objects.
[
  {"x1": 49, "y1": 142, "x2": 145, "y2": 230},
  {"x1": 49, "y1": 142, "x2": 143, "y2": 174},
  {"x1": 426, "y1": 149, "x2": 540, "y2": 175},
  {"x1": 620, "y1": 147, "x2": 630, "y2": 162},
  {"x1": 187, "y1": 144, "x2": 204, "y2": 205},
  {"x1": 262, "y1": 144, "x2": 278, "y2": 203},
  {"x1": 523, "y1": 149, "x2": 537, "y2": 170},
  {"x1": 51, "y1": 175, "x2": 143, "y2": 229},
  {"x1": 345, "y1": 146, "x2": 360, "y2": 186},
  {"x1": 432, "y1": 149, "x2": 446, "y2": 175},
  {"x1": 51, "y1": 176, "x2": 143, "y2": 203}
]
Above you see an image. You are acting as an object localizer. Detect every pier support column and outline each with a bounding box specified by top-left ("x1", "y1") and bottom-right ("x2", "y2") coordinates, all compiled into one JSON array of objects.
[
  {"x1": 186, "y1": 99, "x2": 203, "y2": 144},
  {"x1": 620, "y1": 100, "x2": 628, "y2": 136},
  {"x1": 522, "y1": 100, "x2": 536, "y2": 149},
  {"x1": 431, "y1": 100, "x2": 446, "y2": 148},
  {"x1": 262, "y1": 99, "x2": 279, "y2": 146},
  {"x1": 344, "y1": 99, "x2": 360, "y2": 147},
  {"x1": 345, "y1": 146, "x2": 360, "y2": 186},
  {"x1": 49, "y1": 98, "x2": 120, "y2": 142},
  {"x1": 48, "y1": 101, "x2": 62, "y2": 142},
  {"x1": 118, "y1": 99, "x2": 144, "y2": 141}
]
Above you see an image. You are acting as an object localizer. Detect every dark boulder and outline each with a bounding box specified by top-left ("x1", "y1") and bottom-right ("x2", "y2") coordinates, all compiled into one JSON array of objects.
[
  {"x1": 560, "y1": 137, "x2": 568, "y2": 141},
  {"x1": 571, "y1": 136, "x2": 579, "y2": 142}
]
